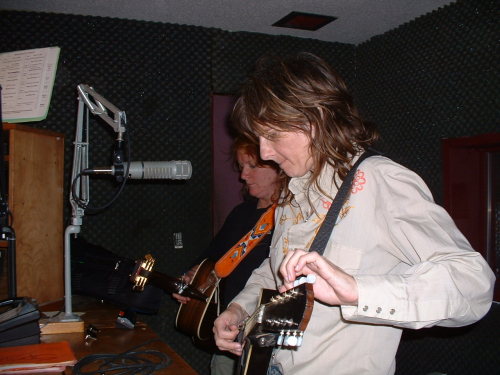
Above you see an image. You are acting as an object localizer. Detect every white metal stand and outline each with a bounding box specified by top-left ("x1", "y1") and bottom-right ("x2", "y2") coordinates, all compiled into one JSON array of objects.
[{"x1": 62, "y1": 84, "x2": 126, "y2": 321}]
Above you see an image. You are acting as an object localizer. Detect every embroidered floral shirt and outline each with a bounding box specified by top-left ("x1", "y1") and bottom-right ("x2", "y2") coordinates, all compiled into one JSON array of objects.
[{"x1": 231, "y1": 155, "x2": 495, "y2": 375}]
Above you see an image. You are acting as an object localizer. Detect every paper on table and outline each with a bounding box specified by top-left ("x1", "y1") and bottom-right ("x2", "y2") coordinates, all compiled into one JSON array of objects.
[
  {"x1": 0, "y1": 47, "x2": 60, "y2": 123},
  {"x1": 0, "y1": 365, "x2": 66, "y2": 374}
]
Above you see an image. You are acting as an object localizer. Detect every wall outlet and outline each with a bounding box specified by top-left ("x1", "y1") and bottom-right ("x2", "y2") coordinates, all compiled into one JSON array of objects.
[{"x1": 173, "y1": 232, "x2": 183, "y2": 249}]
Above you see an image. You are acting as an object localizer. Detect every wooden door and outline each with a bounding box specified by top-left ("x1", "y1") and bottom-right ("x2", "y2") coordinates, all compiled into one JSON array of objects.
[{"x1": 442, "y1": 132, "x2": 500, "y2": 301}]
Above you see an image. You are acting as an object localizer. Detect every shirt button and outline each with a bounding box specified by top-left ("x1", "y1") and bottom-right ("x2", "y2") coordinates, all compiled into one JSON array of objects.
[
  {"x1": 390, "y1": 309, "x2": 395, "y2": 315},
  {"x1": 376, "y1": 307, "x2": 382, "y2": 313},
  {"x1": 362, "y1": 305, "x2": 368, "y2": 311}
]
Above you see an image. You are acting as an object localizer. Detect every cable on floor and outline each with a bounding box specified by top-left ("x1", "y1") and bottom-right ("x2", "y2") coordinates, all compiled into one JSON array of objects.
[{"x1": 72, "y1": 338, "x2": 172, "y2": 375}]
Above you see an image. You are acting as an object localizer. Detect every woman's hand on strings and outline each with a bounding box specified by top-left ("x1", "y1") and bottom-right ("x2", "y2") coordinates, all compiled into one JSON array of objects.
[
  {"x1": 213, "y1": 303, "x2": 247, "y2": 356},
  {"x1": 172, "y1": 265, "x2": 198, "y2": 304}
]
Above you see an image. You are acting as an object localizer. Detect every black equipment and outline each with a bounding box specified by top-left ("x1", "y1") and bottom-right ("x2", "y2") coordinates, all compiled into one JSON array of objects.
[
  {"x1": 0, "y1": 297, "x2": 41, "y2": 347},
  {"x1": 71, "y1": 237, "x2": 164, "y2": 315}
]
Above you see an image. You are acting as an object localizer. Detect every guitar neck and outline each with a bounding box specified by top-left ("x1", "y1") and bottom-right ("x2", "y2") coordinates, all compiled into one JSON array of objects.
[
  {"x1": 146, "y1": 270, "x2": 177, "y2": 290},
  {"x1": 147, "y1": 270, "x2": 208, "y2": 301},
  {"x1": 131, "y1": 255, "x2": 212, "y2": 302}
]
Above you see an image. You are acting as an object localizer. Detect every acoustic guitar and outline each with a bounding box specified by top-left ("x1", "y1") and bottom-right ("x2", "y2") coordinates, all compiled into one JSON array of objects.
[
  {"x1": 236, "y1": 279, "x2": 315, "y2": 375},
  {"x1": 175, "y1": 258, "x2": 221, "y2": 344}
]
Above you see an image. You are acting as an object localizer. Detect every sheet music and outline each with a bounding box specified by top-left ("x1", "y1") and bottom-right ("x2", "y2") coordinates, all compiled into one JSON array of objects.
[{"x1": 0, "y1": 47, "x2": 60, "y2": 123}]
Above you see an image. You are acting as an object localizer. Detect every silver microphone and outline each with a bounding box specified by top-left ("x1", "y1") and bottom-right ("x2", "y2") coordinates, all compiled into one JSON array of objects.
[
  {"x1": 126, "y1": 161, "x2": 192, "y2": 179},
  {"x1": 83, "y1": 160, "x2": 192, "y2": 180}
]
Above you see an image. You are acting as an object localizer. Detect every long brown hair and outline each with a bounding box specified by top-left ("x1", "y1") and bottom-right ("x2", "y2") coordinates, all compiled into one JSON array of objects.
[{"x1": 232, "y1": 52, "x2": 379, "y2": 202}]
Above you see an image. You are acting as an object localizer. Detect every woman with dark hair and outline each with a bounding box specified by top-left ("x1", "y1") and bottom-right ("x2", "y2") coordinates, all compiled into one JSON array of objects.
[
  {"x1": 173, "y1": 136, "x2": 283, "y2": 375},
  {"x1": 213, "y1": 53, "x2": 495, "y2": 374}
]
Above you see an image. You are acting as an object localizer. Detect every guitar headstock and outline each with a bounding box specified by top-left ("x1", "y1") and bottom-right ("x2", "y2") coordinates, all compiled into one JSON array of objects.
[
  {"x1": 244, "y1": 281, "x2": 314, "y2": 349},
  {"x1": 130, "y1": 254, "x2": 155, "y2": 291}
]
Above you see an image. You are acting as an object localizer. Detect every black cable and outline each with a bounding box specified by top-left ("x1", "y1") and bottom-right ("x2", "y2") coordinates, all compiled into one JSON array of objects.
[
  {"x1": 72, "y1": 338, "x2": 172, "y2": 375},
  {"x1": 70, "y1": 126, "x2": 132, "y2": 215}
]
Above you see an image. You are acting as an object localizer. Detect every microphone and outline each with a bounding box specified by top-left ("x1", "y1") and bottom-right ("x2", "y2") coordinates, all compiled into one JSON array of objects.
[{"x1": 83, "y1": 160, "x2": 192, "y2": 180}]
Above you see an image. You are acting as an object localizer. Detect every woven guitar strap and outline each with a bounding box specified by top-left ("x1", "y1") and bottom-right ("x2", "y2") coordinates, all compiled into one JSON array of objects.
[
  {"x1": 214, "y1": 203, "x2": 277, "y2": 278},
  {"x1": 310, "y1": 150, "x2": 377, "y2": 255}
]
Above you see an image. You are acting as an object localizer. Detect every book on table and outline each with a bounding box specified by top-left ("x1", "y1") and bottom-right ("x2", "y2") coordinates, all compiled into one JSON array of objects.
[{"x1": 0, "y1": 341, "x2": 77, "y2": 374}]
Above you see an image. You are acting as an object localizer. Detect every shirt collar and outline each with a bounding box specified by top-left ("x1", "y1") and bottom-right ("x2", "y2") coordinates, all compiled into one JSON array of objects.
[{"x1": 287, "y1": 152, "x2": 362, "y2": 206}]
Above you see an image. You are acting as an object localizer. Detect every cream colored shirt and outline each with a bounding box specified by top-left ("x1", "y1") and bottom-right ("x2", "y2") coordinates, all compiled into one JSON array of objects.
[{"x1": 232, "y1": 155, "x2": 495, "y2": 375}]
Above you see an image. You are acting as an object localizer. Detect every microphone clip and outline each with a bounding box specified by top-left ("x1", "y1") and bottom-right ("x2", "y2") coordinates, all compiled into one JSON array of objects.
[{"x1": 112, "y1": 140, "x2": 126, "y2": 183}]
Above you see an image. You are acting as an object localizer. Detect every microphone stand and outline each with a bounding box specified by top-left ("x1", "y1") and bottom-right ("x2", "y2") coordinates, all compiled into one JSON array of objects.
[{"x1": 61, "y1": 84, "x2": 127, "y2": 321}]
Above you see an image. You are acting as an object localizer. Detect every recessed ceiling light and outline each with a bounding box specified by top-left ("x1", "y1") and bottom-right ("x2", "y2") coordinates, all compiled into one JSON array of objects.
[{"x1": 272, "y1": 11, "x2": 337, "y2": 31}]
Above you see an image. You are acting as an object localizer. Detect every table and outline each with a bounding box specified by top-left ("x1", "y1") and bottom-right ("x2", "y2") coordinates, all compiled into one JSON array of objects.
[{"x1": 40, "y1": 296, "x2": 198, "y2": 375}]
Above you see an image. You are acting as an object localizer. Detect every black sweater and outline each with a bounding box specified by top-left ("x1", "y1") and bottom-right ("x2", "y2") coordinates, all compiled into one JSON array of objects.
[{"x1": 196, "y1": 198, "x2": 272, "y2": 308}]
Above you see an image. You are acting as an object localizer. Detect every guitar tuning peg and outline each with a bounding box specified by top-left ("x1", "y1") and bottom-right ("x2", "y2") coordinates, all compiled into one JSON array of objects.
[
  {"x1": 297, "y1": 332, "x2": 304, "y2": 347},
  {"x1": 294, "y1": 274, "x2": 317, "y2": 286},
  {"x1": 284, "y1": 332, "x2": 298, "y2": 347},
  {"x1": 306, "y1": 274, "x2": 316, "y2": 284},
  {"x1": 277, "y1": 330, "x2": 285, "y2": 346},
  {"x1": 293, "y1": 276, "x2": 306, "y2": 287},
  {"x1": 271, "y1": 294, "x2": 283, "y2": 303},
  {"x1": 281, "y1": 319, "x2": 294, "y2": 327}
]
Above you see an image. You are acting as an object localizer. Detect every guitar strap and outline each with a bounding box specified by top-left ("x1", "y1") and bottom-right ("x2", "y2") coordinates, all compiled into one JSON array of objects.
[
  {"x1": 214, "y1": 203, "x2": 277, "y2": 278},
  {"x1": 309, "y1": 149, "x2": 378, "y2": 255}
]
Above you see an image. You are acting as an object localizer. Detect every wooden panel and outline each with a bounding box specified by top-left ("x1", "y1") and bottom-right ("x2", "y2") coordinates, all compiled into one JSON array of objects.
[{"x1": 6, "y1": 124, "x2": 64, "y2": 304}]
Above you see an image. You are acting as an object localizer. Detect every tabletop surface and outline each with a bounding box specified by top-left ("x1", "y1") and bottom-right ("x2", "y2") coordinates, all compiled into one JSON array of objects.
[{"x1": 39, "y1": 296, "x2": 198, "y2": 375}]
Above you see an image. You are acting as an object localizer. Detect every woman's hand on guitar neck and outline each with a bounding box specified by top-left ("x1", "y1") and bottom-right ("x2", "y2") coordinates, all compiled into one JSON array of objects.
[
  {"x1": 213, "y1": 303, "x2": 247, "y2": 356},
  {"x1": 172, "y1": 265, "x2": 199, "y2": 304},
  {"x1": 172, "y1": 292, "x2": 190, "y2": 304},
  {"x1": 279, "y1": 249, "x2": 359, "y2": 306}
]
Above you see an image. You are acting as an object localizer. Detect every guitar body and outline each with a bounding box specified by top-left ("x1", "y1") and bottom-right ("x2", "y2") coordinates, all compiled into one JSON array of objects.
[
  {"x1": 240, "y1": 343, "x2": 274, "y2": 375},
  {"x1": 175, "y1": 258, "x2": 221, "y2": 342},
  {"x1": 237, "y1": 283, "x2": 314, "y2": 375}
]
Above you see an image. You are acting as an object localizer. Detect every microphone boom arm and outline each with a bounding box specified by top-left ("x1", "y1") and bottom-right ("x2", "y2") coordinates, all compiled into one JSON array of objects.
[
  {"x1": 77, "y1": 84, "x2": 126, "y2": 138},
  {"x1": 63, "y1": 84, "x2": 127, "y2": 321},
  {"x1": 69, "y1": 84, "x2": 127, "y2": 223}
]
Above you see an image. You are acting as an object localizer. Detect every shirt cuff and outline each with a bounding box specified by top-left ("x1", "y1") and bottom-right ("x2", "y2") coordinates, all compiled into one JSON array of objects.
[{"x1": 341, "y1": 274, "x2": 407, "y2": 323}]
